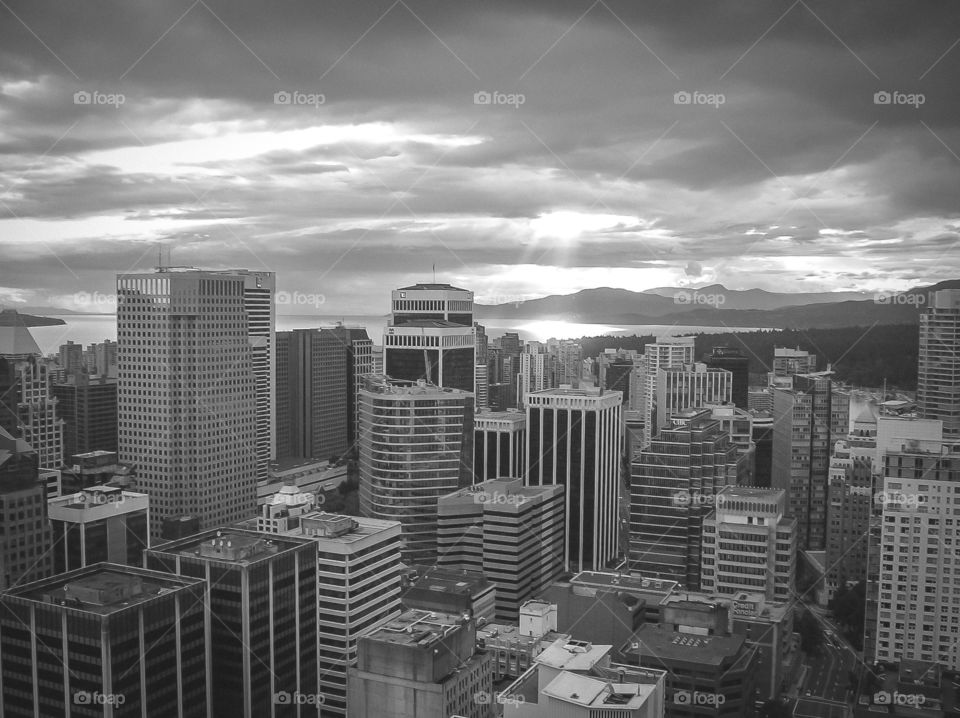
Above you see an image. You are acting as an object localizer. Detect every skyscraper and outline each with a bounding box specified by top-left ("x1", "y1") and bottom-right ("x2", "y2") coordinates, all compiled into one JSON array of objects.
[
  {"x1": 48, "y1": 485, "x2": 150, "y2": 572},
  {"x1": 526, "y1": 387, "x2": 622, "y2": 573},
  {"x1": 629, "y1": 409, "x2": 738, "y2": 588},
  {"x1": 654, "y1": 362, "x2": 732, "y2": 436},
  {"x1": 357, "y1": 375, "x2": 474, "y2": 563},
  {"x1": 638, "y1": 336, "x2": 696, "y2": 448},
  {"x1": 145, "y1": 528, "x2": 319, "y2": 718},
  {"x1": 58, "y1": 340, "x2": 86, "y2": 376},
  {"x1": 51, "y1": 373, "x2": 118, "y2": 458},
  {"x1": 275, "y1": 328, "x2": 349, "y2": 462},
  {"x1": 383, "y1": 283, "x2": 475, "y2": 391},
  {"x1": 437, "y1": 478, "x2": 565, "y2": 621},
  {"x1": 824, "y1": 439, "x2": 873, "y2": 601},
  {"x1": 700, "y1": 486, "x2": 797, "y2": 602},
  {"x1": 0, "y1": 564, "x2": 209, "y2": 718},
  {"x1": 238, "y1": 270, "x2": 277, "y2": 481},
  {"x1": 918, "y1": 288, "x2": 960, "y2": 440},
  {"x1": 117, "y1": 269, "x2": 261, "y2": 539},
  {"x1": 0, "y1": 427, "x2": 52, "y2": 590},
  {"x1": 704, "y1": 346, "x2": 750, "y2": 409},
  {"x1": 474, "y1": 410, "x2": 526, "y2": 481},
  {"x1": 10, "y1": 356, "x2": 63, "y2": 468},
  {"x1": 519, "y1": 344, "x2": 555, "y2": 405},
  {"x1": 772, "y1": 372, "x2": 850, "y2": 551}
]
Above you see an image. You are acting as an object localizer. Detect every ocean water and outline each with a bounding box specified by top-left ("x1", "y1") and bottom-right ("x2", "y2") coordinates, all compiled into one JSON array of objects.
[{"x1": 29, "y1": 314, "x2": 773, "y2": 355}]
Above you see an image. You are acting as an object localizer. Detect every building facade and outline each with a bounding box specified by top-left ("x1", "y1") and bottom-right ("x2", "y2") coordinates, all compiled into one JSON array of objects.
[
  {"x1": 918, "y1": 289, "x2": 960, "y2": 440},
  {"x1": 0, "y1": 427, "x2": 52, "y2": 590},
  {"x1": 474, "y1": 410, "x2": 526, "y2": 481},
  {"x1": 52, "y1": 374, "x2": 118, "y2": 458}
]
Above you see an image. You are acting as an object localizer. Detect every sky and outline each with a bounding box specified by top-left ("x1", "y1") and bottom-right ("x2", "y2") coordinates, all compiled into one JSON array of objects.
[{"x1": 1, "y1": 0, "x2": 959, "y2": 314}]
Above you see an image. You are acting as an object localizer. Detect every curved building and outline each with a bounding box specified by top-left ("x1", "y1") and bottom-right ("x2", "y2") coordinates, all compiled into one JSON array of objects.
[{"x1": 358, "y1": 375, "x2": 473, "y2": 563}]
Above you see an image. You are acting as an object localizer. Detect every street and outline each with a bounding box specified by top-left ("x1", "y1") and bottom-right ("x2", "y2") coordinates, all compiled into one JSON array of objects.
[{"x1": 793, "y1": 607, "x2": 860, "y2": 717}]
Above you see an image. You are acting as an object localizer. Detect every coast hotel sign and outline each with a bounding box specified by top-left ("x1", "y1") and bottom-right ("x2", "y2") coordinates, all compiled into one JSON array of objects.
[{"x1": 732, "y1": 600, "x2": 758, "y2": 617}]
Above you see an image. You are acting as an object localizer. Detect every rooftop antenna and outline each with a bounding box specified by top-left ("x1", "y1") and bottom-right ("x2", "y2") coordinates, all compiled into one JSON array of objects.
[{"x1": 433, "y1": 263, "x2": 436, "y2": 283}]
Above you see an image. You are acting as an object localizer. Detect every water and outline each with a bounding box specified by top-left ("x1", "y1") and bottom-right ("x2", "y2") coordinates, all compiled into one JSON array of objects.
[{"x1": 28, "y1": 314, "x2": 774, "y2": 356}]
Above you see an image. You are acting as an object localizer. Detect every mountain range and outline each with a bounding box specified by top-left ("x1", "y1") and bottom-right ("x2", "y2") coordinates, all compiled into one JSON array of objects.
[{"x1": 473, "y1": 281, "x2": 960, "y2": 329}]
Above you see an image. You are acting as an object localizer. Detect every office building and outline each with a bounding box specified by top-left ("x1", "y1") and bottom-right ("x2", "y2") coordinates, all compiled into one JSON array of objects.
[
  {"x1": 90, "y1": 339, "x2": 119, "y2": 378},
  {"x1": 654, "y1": 363, "x2": 732, "y2": 437},
  {"x1": 771, "y1": 346, "x2": 817, "y2": 382},
  {"x1": 918, "y1": 288, "x2": 960, "y2": 440},
  {"x1": 700, "y1": 486, "x2": 797, "y2": 602},
  {"x1": 383, "y1": 283, "x2": 475, "y2": 391},
  {"x1": 873, "y1": 441, "x2": 960, "y2": 668},
  {"x1": 52, "y1": 373, "x2": 118, "y2": 458},
  {"x1": 629, "y1": 409, "x2": 738, "y2": 587},
  {"x1": 145, "y1": 528, "x2": 319, "y2": 718},
  {"x1": 704, "y1": 346, "x2": 750, "y2": 409},
  {"x1": 330, "y1": 324, "x2": 373, "y2": 446},
  {"x1": 705, "y1": 403, "x2": 755, "y2": 483},
  {"x1": 519, "y1": 346, "x2": 555, "y2": 406},
  {"x1": 501, "y1": 638, "x2": 666, "y2": 718},
  {"x1": 555, "y1": 339, "x2": 583, "y2": 388},
  {"x1": 5, "y1": 353, "x2": 64, "y2": 469},
  {"x1": 637, "y1": 336, "x2": 696, "y2": 447},
  {"x1": 117, "y1": 269, "x2": 261, "y2": 539},
  {"x1": 526, "y1": 387, "x2": 622, "y2": 573},
  {"x1": 0, "y1": 564, "x2": 208, "y2": 718},
  {"x1": 58, "y1": 340, "x2": 86, "y2": 376},
  {"x1": 476, "y1": 602, "x2": 571, "y2": 681},
  {"x1": 474, "y1": 410, "x2": 526, "y2": 480},
  {"x1": 275, "y1": 328, "x2": 349, "y2": 462},
  {"x1": 347, "y1": 609, "x2": 494, "y2": 718},
  {"x1": 400, "y1": 564, "x2": 496, "y2": 621},
  {"x1": 772, "y1": 372, "x2": 849, "y2": 551},
  {"x1": 437, "y1": 478, "x2": 565, "y2": 620},
  {"x1": 48, "y1": 485, "x2": 150, "y2": 572},
  {"x1": 825, "y1": 439, "x2": 873, "y2": 600},
  {"x1": 0, "y1": 427, "x2": 52, "y2": 590},
  {"x1": 358, "y1": 375, "x2": 474, "y2": 563},
  {"x1": 751, "y1": 411, "x2": 774, "y2": 487},
  {"x1": 250, "y1": 503, "x2": 402, "y2": 717}
]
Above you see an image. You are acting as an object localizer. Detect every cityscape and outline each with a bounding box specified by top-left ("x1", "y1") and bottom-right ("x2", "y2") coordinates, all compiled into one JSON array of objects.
[{"x1": 2, "y1": 2, "x2": 960, "y2": 717}]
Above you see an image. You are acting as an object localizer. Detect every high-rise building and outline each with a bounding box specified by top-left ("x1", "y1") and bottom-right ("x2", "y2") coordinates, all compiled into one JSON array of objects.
[
  {"x1": 629, "y1": 409, "x2": 738, "y2": 588},
  {"x1": 347, "y1": 609, "x2": 493, "y2": 718},
  {"x1": 500, "y1": 637, "x2": 667, "y2": 718},
  {"x1": 519, "y1": 345, "x2": 555, "y2": 406},
  {"x1": 329, "y1": 324, "x2": 374, "y2": 447},
  {"x1": 117, "y1": 269, "x2": 260, "y2": 539},
  {"x1": 825, "y1": 439, "x2": 873, "y2": 601},
  {"x1": 555, "y1": 339, "x2": 583, "y2": 388},
  {"x1": 0, "y1": 427, "x2": 52, "y2": 590},
  {"x1": 358, "y1": 375, "x2": 474, "y2": 563},
  {"x1": 770, "y1": 346, "x2": 817, "y2": 382},
  {"x1": 474, "y1": 409, "x2": 525, "y2": 480},
  {"x1": 638, "y1": 336, "x2": 696, "y2": 447},
  {"x1": 704, "y1": 346, "x2": 750, "y2": 409},
  {"x1": 0, "y1": 564, "x2": 208, "y2": 718},
  {"x1": 51, "y1": 373, "x2": 118, "y2": 458},
  {"x1": 90, "y1": 339, "x2": 119, "y2": 378},
  {"x1": 751, "y1": 412, "x2": 774, "y2": 488},
  {"x1": 700, "y1": 486, "x2": 797, "y2": 602},
  {"x1": 772, "y1": 372, "x2": 850, "y2": 551},
  {"x1": 526, "y1": 387, "x2": 622, "y2": 573},
  {"x1": 0, "y1": 357, "x2": 19, "y2": 439},
  {"x1": 475, "y1": 362, "x2": 489, "y2": 409},
  {"x1": 873, "y1": 442, "x2": 960, "y2": 668},
  {"x1": 275, "y1": 328, "x2": 349, "y2": 462},
  {"x1": 603, "y1": 360, "x2": 633, "y2": 407},
  {"x1": 383, "y1": 283, "x2": 475, "y2": 391},
  {"x1": 145, "y1": 528, "x2": 319, "y2": 718},
  {"x1": 4, "y1": 352, "x2": 64, "y2": 469},
  {"x1": 475, "y1": 322, "x2": 488, "y2": 367},
  {"x1": 918, "y1": 288, "x2": 960, "y2": 440},
  {"x1": 58, "y1": 340, "x2": 86, "y2": 376},
  {"x1": 237, "y1": 271, "x2": 276, "y2": 481},
  {"x1": 705, "y1": 403, "x2": 755, "y2": 483},
  {"x1": 48, "y1": 485, "x2": 150, "y2": 572},
  {"x1": 437, "y1": 478, "x2": 565, "y2": 621},
  {"x1": 654, "y1": 363, "x2": 732, "y2": 437},
  {"x1": 249, "y1": 504, "x2": 402, "y2": 717}
]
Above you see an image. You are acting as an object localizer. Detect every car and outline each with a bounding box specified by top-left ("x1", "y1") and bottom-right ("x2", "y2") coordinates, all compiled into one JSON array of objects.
[{"x1": 805, "y1": 690, "x2": 812, "y2": 696}]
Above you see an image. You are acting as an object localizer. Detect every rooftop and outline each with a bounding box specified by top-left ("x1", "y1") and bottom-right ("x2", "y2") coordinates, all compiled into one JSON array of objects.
[
  {"x1": 398, "y1": 283, "x2": 470, "y2": 292},
  {"x1": 149, "y1": 528, "x2": 311, "y2": 565},
  {"x1": 390, "y1": 319, "x2": 465, "y2": 328},
  {"x1": 360, "y1": 375, "x2": 472, "y2": 397},
  {"x1": 630, "y1": 624, "x2": 747, "y2": 666},
  {"x1": 7, "y1": 565, "x2": 200, "y2": 616},
  {"x1": 716, "y1": 485, "x2": 784, "y2": 501},
  {"x1": 572, "y1": 571, "x2": 679, "y2": 596},
  {"x1": 403, "y1": 565, "x2": 493, "y2": 596},
  {"x1": 537, "y1": 638, "x2": 609, "y2": 671},
  {"x1": 363, "y1": 609, "x2": 467, "y2": 648},
  {"x1": 542, "y1": 672, "x2": 656, "y2": 710}
]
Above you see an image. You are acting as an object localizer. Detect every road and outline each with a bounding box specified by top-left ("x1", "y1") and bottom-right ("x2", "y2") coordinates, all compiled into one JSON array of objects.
[{"x1": 795, "y1": 612, "x2": 859, "y2": 717}]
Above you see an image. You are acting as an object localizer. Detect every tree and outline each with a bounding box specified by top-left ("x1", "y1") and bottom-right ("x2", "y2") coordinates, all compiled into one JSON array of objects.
[
  {"x1": 830, "y1": 580, "x2": 866, "y2": 650},
  {"x1": 797, "y1": 609, "x2": 823, "y2": 655}
]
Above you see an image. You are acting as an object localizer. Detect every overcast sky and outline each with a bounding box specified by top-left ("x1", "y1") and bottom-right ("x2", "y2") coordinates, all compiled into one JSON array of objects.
[{"x1": 1, "y1": 0, "x2": 959, "y2": 314}]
